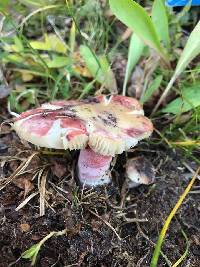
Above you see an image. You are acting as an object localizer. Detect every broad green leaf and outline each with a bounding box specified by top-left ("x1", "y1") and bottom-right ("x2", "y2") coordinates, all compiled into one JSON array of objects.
[
  {"x1": 141, "y1": 75, "x2": 163, "y2": 103},
  {"x1": 153, "y1": 21, "x2": 200, "y2": 113},
  {"x1": 162, "y1": 84, "x2": 200, "y2": 114},
  {"x1": 14, "y1": 36, "x2": 24, "y2": 52},
  {"x1": 44, "y1": 55, "x2": 69, "y2": 68},
  {"x1": 2, "y1": 53, "x2": 24, "y2": 63},
  {"x1": 29, "y1": 34, "x2": 67, "y2": 54},
  {"x1": 123, "y1": 33, "x2": 145, "y2": 95},
  {"x1": 109, "y1": 0, "x2": 169, "y2": 64},
  {"x1": 80, "y1": 45, "x2": 117, "y2": 92},
  {"x1": 152, "y1": 0, "x2": 170, "y2": 49}
]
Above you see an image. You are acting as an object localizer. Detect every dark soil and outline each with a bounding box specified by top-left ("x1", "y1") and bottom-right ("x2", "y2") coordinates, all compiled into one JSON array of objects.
[{"x1": 1, "y1": 105, "x2": 200, "y2": 267}]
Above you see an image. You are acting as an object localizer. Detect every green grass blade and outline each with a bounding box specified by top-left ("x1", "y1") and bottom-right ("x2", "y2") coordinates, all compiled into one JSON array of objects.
[
  {"x1": 123, "y1": 33, "x2": 145, "y2": 96},
  {"x1": 172, "y1": 229, "x2": 189, "y2": 267},
  {"x1": 150, "y1": 167, "x2": 200, "y2": 267},
  {"x1": 153, "y1": 20, "x2": 200, "y2": 113},
  {"x1": 109, "y1": 0, "x2": 169, "y2": 64},
  {"x1": 152, "y1": 0, "x2": 170, "y2": 49},
  {"x1": 141, "y1": 75, "x2": 163, "y2": 103},
  {"x1": 80, "y1": 45, "x2": 117, "y2": 92}
]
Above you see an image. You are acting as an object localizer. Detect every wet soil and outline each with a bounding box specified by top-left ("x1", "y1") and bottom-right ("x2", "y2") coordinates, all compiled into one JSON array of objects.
[{"x1": 0, "y1": 107, "x2": 200, "y2": 267}]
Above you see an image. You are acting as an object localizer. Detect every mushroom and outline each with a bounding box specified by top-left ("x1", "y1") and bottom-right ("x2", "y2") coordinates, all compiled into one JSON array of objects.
[
  {"x1": 12, "y1": 95, "x2": 153, "y2": 187},
  {"x1": 126, "y1": 157, "x2": 155, "y2": 188}
]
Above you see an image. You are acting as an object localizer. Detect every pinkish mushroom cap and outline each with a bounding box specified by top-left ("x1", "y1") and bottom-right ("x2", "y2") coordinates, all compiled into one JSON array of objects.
[{"x1": 12, "y1": 95, "x2": 153, "y2": 187}]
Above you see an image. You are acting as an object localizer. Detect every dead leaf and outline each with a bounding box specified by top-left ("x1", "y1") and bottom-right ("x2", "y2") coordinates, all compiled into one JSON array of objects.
[
  {"x1": 67, "y1": 223, "x2": 81, "y2": 237},
  {"x1": 128, "y1": 66, "x2": 145, "y2": 98},
  {"x1": 50, "y1": 159, "x2": 67, "y2": 178},
  {"x1": 13, "y1": 175, "x2": 34, "y2": 197},
  {"x1": 31, "y1": 235, "x2": 41, "y2": 241}
]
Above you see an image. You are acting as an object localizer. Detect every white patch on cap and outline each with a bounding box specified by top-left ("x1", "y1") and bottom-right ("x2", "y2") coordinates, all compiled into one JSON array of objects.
[
  {"x1": 41, "y1": 103, "x2": 63, "y2": 110},
  {"x1": 127, "y1": 109, "x2": 144, "y2": 115}
]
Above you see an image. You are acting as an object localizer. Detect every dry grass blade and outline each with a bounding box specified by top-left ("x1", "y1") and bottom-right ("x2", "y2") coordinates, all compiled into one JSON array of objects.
[
  {"x1": 38, "y1": 169, "x2": 48, "y2": 217},
  {"x1": 15, "y1": 191, "x2": 39, "y2": 211},
  {"x1": 182, "y1": 162, "x2": 200, "y2": 181},
  {"x1": 0, "y1": 152, "x2": 39, "y2": 191}
]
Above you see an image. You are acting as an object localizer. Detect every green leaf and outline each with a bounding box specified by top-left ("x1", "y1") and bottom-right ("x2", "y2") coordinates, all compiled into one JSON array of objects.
[
  {"x1": 152, "y1": 0, "x2": 170, "y2": 49},
  {"x1": 80, "y1": 45, "x2": 117, "y2": 92},
  {"x1": 141, "y1": 75, "x2": 163, "y2": 103},
  {"x1": 44, "y1": 55, "x2": 69, "y2": 68},
  {"x1": 109, "y1": 0, "x2": 169, "y2": 64},
  {"x1": 29, "y1": 34, "x2": 67, "y2": 54},
  {"x1": 22, "y1": 244, "x2": 41, "y2": 266},
  {"x1": 153, "y1": 21, "x2": 200, "y2": 113},
  {"x1": 14, "y1": 36, "x2": 24, "y2": 52},
  {"x1": 123, "y1": 33, "x2": 145, "y2": 95},
  {"x1": 2, "y1": 53, "x2": 24, "y2": 64},
  {"x1": 22, "y1": 244, "x2": 40, "y2": 259},
  {"x1": 0, "y1": 0, "x2": 9, "y2": 10},
  {"x1": 162, "y1": 84, "x2": 200, "y2": 114},
  {"x1": 3, "y1": 37, "x2": 24, "y2": 53},
  {"x1": 21, "y1": 230, "x2": 66, "y2": 266}
]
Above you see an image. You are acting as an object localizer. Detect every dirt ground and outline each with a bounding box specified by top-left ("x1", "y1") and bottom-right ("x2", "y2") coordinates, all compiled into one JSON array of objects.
[{"x1": 1, "y1": 103, "x2": 200, "y2": 267}]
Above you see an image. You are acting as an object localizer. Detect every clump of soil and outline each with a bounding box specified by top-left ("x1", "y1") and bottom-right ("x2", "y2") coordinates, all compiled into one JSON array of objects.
[{"x1": 1, "y1": 109, "x2": 200, "y2": 267}]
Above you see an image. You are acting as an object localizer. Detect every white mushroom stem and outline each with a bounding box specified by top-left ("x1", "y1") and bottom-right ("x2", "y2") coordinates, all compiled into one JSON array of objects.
[{"x1": 77, "y1": 148, "x2": 112, "y2": 187}]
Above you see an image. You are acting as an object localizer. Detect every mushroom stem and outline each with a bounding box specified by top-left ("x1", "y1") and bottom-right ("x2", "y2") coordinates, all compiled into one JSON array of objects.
[{"x1": 77, "y1": 148, "x2": 112, "y2": 186}]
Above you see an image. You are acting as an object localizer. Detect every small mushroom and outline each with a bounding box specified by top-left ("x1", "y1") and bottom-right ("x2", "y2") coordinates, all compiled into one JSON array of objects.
[
  {"x1": 12, "y1": 95, "x2": 153, "y2": 187},
  {"x1": 126, "y1": 157, "x2": 155, "y2": 188}
]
